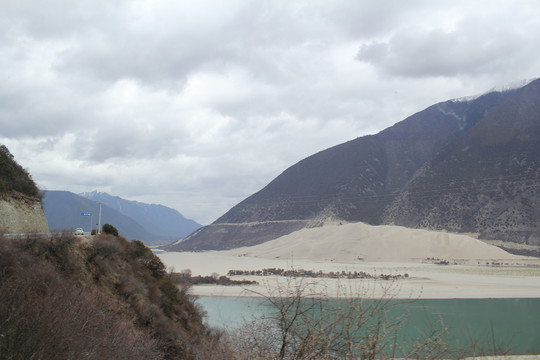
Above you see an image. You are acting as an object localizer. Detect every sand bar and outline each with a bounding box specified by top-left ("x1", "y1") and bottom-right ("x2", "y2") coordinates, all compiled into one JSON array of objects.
[
  {"x1": 157, "y1": 251, "x2": 540, "y2": 299},
  {"x1": 157, "y1": 222, "x2": 540, "y2": 299}
]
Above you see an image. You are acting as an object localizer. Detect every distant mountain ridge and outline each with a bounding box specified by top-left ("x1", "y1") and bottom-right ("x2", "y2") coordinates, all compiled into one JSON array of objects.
[
  {"x1": 168, "y1": 78, "x2": 539, "y2": 251},
  {"x1": 80, "y1": 191, "x2": 201, "y2": 240},
  {"x1": 43, "y1": 191, "x2": 201, "y2": 244}
]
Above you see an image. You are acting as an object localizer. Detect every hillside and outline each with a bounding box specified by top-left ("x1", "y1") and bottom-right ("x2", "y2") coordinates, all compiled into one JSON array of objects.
[
  {"x1": 0, "y1": 233, "x2": 231, "y2": 359},
  {"x1": 168, "y1": 79, "x2": 539, "y2": 251},
  {"x1": 0, "y1": 145, "x2": 49, "y2": 234},
  {"x1": 383, "y1": 80, "x2": 540, "y2": 244},
  {"x1": 0, "y1": 145, "x2": 40, "y2": 198}
]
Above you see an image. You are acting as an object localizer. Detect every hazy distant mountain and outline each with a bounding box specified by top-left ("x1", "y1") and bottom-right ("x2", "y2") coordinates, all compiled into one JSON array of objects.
[
  {"x1": 43, "y1": 191, "x2": 201, "y2": 244},
  {"x1": 168, "y1": 78, "x2": 539, "y2": 251},
  {"x1": 43, "y1": 191, "x2": 156, "y2": 241},
  {"x1": 80, "y1": 191, "x2": 201, "y2": 240}
]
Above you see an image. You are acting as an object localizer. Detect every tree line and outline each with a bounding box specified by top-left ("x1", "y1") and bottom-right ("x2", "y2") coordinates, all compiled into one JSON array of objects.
[{"x1": 228, "y1": 267, "x2": 408, "y2": 280}]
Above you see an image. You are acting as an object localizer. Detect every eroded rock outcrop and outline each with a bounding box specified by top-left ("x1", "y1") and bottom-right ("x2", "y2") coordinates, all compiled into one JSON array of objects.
[{"x1": 0, "y1": 192, "x2": 49, "y2": 234}]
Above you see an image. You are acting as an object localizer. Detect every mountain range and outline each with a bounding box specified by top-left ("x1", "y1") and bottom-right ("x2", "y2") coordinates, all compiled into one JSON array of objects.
[
  {"x1": 43, "y1": 191, "x2": 201, "y2": 244},
  {"x1": 167, "y1": 78, "x2": 540, "y2": 251}
]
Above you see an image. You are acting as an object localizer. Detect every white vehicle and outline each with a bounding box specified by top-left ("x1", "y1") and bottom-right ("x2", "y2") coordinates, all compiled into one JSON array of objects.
[{"x1": 74, "y1": 228, "x2": 84, "y2": 235}]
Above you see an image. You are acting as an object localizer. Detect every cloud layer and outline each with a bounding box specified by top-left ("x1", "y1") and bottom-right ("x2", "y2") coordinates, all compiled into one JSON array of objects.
[{"x1": 1, "y1": 0, "x2": 539, "y2": 224}]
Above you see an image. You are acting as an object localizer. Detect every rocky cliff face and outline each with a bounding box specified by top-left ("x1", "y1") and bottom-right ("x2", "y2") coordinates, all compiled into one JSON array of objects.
[{"x1": 0, "y1": 192, "x2": 49, "y2": 234}]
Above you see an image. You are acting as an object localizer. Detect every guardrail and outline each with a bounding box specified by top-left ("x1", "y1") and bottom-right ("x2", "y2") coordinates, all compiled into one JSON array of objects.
[{"x1": 2, "y1": 231, "x2": 93, "y2": 238}]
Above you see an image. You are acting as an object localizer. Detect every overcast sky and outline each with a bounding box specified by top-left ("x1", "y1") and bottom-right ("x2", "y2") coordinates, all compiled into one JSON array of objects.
[{"x1": 1, "y1": 0, "x2": 539, "y2": 224}]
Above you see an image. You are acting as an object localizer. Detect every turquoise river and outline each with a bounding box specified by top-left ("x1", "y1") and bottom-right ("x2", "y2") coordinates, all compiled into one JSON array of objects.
[{"x1": 198, "y1": 297, "x2": 540, "y2": 356}]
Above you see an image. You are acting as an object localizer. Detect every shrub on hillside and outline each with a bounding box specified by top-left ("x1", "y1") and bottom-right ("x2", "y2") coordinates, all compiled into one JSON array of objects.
[
  {"x1": 130, "y1": 239, "x2": 167, "y2": 278},
  {"x1": 102, "y1": 223, "x2": 119, "y2": 236},
  {"x1": 0, "y1": 144, "x2": 40, "y2": 198}
]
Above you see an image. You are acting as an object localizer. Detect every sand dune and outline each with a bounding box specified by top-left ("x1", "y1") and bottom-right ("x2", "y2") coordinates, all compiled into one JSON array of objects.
[
  {"x1": 156, "y1": 222, "x2": 540, "y2": 299},
  {"x1": 227, "y1": 222, "x2": 524, "y2": 263}
]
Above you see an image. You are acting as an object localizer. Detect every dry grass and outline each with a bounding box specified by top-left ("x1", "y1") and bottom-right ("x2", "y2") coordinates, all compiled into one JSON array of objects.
[{"x1": 0, "y1": 233, "x2": 235, "y2": 360}]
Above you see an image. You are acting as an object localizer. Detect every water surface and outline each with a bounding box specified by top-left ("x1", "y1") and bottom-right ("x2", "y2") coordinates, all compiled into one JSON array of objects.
[{"x1": 197, "y1": 297, "x2": 540, "y2": 355}]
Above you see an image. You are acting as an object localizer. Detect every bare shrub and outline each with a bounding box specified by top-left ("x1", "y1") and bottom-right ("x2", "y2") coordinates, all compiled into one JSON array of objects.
[
  {"x1": 227, "y1": 275, "x2": 508, "y2": 359},
  {"x1": 0, "y1": 260, "x2": 163, "y2": 359},
  {"x1": 0, "y1": 234, "x2": 236, "y2": 360},
  {"x1": 229, "y1": 314, "x2": 283, "y2": 359},
  {"x1": 92, "y1": 233, "x2": 126, "y2": 258}
]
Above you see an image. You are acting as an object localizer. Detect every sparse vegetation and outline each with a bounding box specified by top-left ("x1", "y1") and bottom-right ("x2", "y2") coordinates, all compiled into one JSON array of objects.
[
  {"x1": 0, "y1": 233, "x2": 234, "y2": 360},
  {"x1": 226, "y1": 277, "x2": 509, "y2": 359},
  {"x1": 0, "y1": 144, "x2": 40, "y2": 198},
  {"x1": 227, "y1": 278, "x2": 427, "y2": 359}
]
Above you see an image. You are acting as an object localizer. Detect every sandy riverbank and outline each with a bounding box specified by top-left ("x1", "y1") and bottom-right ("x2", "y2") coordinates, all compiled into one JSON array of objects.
[
  {"x1": 157, "y1": 250, "x2": 540, "y2": 299},
  {"x1": 157, "y1": 222, "x2": 540, "y2": 299}
]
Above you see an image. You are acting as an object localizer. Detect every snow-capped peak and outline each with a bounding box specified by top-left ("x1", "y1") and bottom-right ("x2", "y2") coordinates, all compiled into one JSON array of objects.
[{"x1": 450, "y1": 77, "x2": 538, "y2": 103}]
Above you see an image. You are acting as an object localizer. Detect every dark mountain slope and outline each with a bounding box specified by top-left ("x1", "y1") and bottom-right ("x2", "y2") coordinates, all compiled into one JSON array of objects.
[
  {"x1": 383, "y1": 79, "x2": 540, "y2": 244},
  {"x1": 169, "y1": 83, "x2": 526, "y2": 251},
  {"x1": 218, "y1": 91, "x2": 514, "y2": 224}
]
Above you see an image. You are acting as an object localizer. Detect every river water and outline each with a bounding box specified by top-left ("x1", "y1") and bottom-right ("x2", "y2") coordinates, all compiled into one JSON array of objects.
[{"x1": 197, "y1": 296, "x2": 540, "y2": 355}]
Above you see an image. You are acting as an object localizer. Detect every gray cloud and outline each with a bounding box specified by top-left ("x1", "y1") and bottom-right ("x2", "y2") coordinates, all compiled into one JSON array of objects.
[
  {"x1": 356, "y1": 2, "x2": 540, "y2": 79},
  {"x1": 1, "y1": 0, "x2": 540, "y2": 224}
]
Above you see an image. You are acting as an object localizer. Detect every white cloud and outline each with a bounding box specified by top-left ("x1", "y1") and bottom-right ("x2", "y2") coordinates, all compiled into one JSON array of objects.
[{"x1": 1, "y1": 0, "x2": 540, "y2": 224}]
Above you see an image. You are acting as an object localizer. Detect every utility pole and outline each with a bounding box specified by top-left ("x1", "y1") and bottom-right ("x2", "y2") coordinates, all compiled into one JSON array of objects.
[{"x1": 97, "y1": 200, "x2": 102, "y2": 234}]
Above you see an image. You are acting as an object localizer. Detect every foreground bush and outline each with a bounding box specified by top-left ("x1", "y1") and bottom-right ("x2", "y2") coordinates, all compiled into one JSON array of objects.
[
  {"x1": 227, "y1": 277, "x2": 509, "y2": 359},
  {"x1": 0, "y1": 261, "x2": 162, "y2": 359},
  {"x1": 0, "y1": 234, "x2": 234, "y2": 360}
]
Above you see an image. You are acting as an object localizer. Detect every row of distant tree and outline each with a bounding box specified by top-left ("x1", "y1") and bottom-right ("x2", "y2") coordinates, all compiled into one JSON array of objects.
[
  {"x1": 227, "y1": 267, "x2": 408, "y2": 280},
  {"x1": 170, "y1": 269, "x2": 258, "y2": 286}
]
